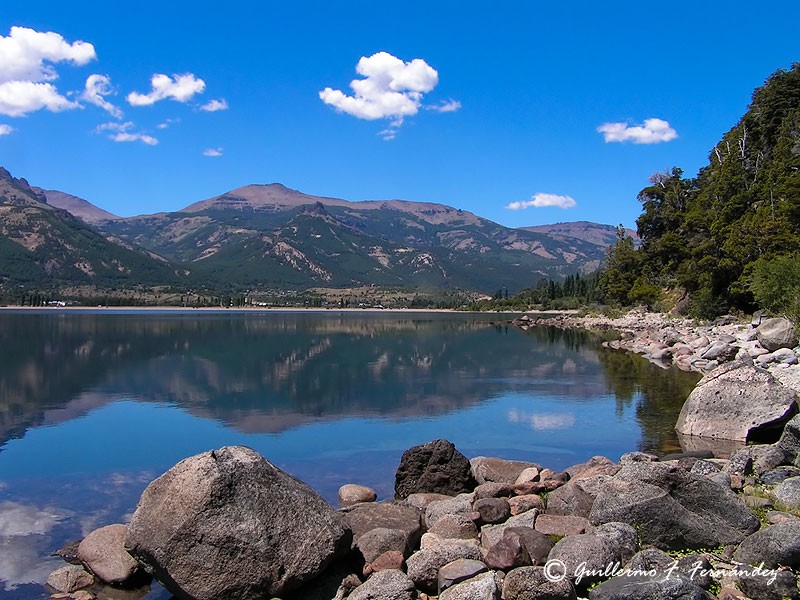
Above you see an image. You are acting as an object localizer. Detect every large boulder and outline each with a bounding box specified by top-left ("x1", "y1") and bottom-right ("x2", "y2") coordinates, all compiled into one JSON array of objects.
[
  {"x1": 733, "y1": 522, "x2": 800, "y2": 568},
  {"x1": 395, "y1": 439, "x2": 477, "y2": 499},
  {"x1": 342, "y1": 501, "x2": 423, "y2": 547},
  {"x1": 588, "y1": 574, "x2": 713, "y2": 600},
  {"x1": 675, "y1": 361, "x2": 797, "y2": 442},
  {"x1": 757, "y1": 317, "x2": 798, "y2": 352},
  {"x1": 502, "y1": 566, "x2": 577, "y2": 600},
  {"x1": 348, "y1": 569, "x2": 416, "y2": 600},
  {"x1": 124, "y1": 446, "x2": 351, "y2": 599},
  {"x1": 589, "y1": 462, "x2": 759, "y2": 550},
  {"x1": 778, "y1": 414, "x2": 800, "y2": 466}
]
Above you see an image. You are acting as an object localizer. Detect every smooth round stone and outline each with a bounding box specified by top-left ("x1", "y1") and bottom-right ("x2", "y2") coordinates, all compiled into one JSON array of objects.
[{"x1": 339, "y1": 483, "x2": 378, "y2": 506}]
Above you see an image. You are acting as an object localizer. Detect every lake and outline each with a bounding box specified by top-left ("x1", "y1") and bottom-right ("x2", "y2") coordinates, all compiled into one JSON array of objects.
[{"x1": 0, "y1": 310, "x2": 700, "y2": 598}]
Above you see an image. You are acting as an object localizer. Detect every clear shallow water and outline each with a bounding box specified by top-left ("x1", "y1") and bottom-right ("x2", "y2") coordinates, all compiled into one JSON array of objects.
[{"x1": 0, "y1": 310, "x2": 700, "y2": 598}]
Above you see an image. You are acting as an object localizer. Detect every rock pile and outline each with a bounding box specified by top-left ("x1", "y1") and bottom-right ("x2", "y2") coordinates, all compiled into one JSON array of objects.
[{"x1": 45, "y1": 432, "x2": 800, "y2": 599}]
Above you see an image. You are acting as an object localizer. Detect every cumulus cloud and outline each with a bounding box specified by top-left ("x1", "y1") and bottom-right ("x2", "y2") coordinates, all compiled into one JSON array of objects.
[
  {"x1": 81, "y1": 74, "x2": 122, "y2": 118},
  {"x1": 320, "y1": 51, "x2": 454, "y2": 138},
  {"x1": 427, "y1": 99, "x2": 461, "y2": 113},
  {"x1": 0, "y1": 26, "x2": 95, "y2": 118},
  {"x1": 95, "y1": 121, "x2": 157, "y2": 145},
  {"x1": 127, "y1": 73, "x2": 206, "y2": 106},
  {"x1": 203, "y1": 147, "x2": 223, "y2": 157},
  {"x1": 0, "y1": 124, "x2": 13, "y2": 135},
  {"x1": 200, "y1": 98, "x2": 228, "y2": 112},
  {"x1": 506, "y1": 193, "x2": 577, "y2": 210},
  {"x1": 597, "y1": 118, "x2": 678, "y2": 144},
  {"x1": 0, "y1": 26, "x2": 95, "y2": 84}
]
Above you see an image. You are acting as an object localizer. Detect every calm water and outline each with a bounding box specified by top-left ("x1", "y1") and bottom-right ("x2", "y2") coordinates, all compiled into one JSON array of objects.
[{"x1": 0, "y1": 310, "x2": 699, "y2": 598}]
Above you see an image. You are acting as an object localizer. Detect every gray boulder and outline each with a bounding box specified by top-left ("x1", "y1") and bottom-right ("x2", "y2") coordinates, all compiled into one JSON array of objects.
[
  {"x1": 700, "y1": 341, "x2": 737, "y2": 362},
  {"x1": 439, "y1": 571, "x2": 499, "y2": 600},
  {"x1": 473, "y1": 497, "x2": 510, "y2": 524},
  {"x1": 470, "y1": 456, "x2": 541, "y2": 485},
  {"x1": 734, "y1": 522, "x2": 800, "y2": 568},
  {"x1": 675, "y1": 361, "x2": 797, "y2": 441},
  {"x1": 774, "y1": 476, "x2": 800, "y2": 510},
  {"x1": 77, "y1": 524, "x2": 143, "y2": 586},
  {"x1": 757, "y1": 317, "x2": 798, "y2": 352},
  {"x1": 545, "y1": 475, "x2": 613, "y2": 518},
  {"x1": 348, "y1": 569, "x2": 416, "y2": 600},
  {"x1": 426, "y1": 493, "x2": 475, "y2": 528},
  {"x1": 738, "y1": 568, "x2": 799, "y2": 600},
  {"x1": 395, "y1": 439, "x2": 477, "y2": 498},
  {"x1": 406, "y1": 537, "x2": 482, "y2": 592},
  {"x1": 342, "y1": 501, "x2": 423, "y2": 547},
  {"x1": 125, "y1": 446, "x2": 351, "y2": 599},
  {"x1": 356, "y1": 528, "x2": 411, "y2": 562},
  {"x1": 438, "y1": 558, "x2": 489, "y2": 593},
  {"x1": 46, "y1": 565, "x2": 94, "y2": 593},
  {"x1": 547, "y1": 533, "x2": 618, "y2": 584},
  {"x1": 502, "y1": 566, "x2": 577, "y2": 600},
  {"x1": 777, "y1": 414, "x2": 800, "y2": 466},
  {"x1": 589, "y1": 462, "x2": 759, "y2": 550},
  {"x1": 588, "y1": 574, "x2": 713, "y2": 599}
]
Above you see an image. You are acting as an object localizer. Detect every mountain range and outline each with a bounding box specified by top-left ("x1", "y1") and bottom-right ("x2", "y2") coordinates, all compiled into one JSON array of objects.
[{"x1": 0, "y1": 166, "x2": 630, "y2": 300}]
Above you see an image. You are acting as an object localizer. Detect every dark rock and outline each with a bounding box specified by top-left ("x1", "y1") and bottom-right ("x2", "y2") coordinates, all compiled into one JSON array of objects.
[
  {"x1": 689, "y1": 459, "x2": 722, "y2": 478},
  {"x1": 125, "y1": 446, "x2": 351, "y2": 599},
  {"x1": 348, "y1": 569, "x2": 416, "y2": 600},
  {"x1": 51, "y1": 540, "x2": 82, "y2": 565},
  {"x1": 285, "y1": 561, "x2": 361, "y2": 600},
  {"x1": 588, "y1": 574, "x2": 713, "y2": 599},
  {"x1": 473, "y1": 497, "x2": 511, "y2": 524},
  {"x1": 485, "y1": 529, "x2": 531, "y2": 570},
  {"x1": 534, "y1": 514, "x2": 590, "y2": 537},
  {"x1": 593, "y1": 522, "x2": 638, "y2": 564},
  {"x1": 505, "y1": 527, "x2": 554, "y2": 565},
  {"x1": 395, "y1": 439, "x2": 477, "y2": 499},
  {"x1": 547, "y1": 532, "x2": 618, "y2": 583},
  {"x1": 675, "y1": 361, "x2": 797, "y2": 442},
  {"x1": 343, "y1": 501, "x2": 423, "y2": 547},
  {"x1": 738, "y1": 568, "x2": 799, "y2": 600},
  {"x1": 502, "y1": 566, "x2": 577, "y2": 599},
  {"x1": 78, "y1": 524, "x2": 144, "y2": 586},
  {"x1": 438, "y1": 558, "x2": 489, "y2": 593},
  {"x1": 757, "y1": 317, "x2": 798, "y2": 352},
  {"x1": 734, "y1": 522, "x2": 800, "y2": 568},
  {"x1": 46, "y1": 565, "x2": 94, "y2": 593},
  {"x1": 701, "y1": 341, "x2": 737, "y2": 362},
  {"x1": 480, "y1": 510, "x2": 539, "y2": 550},
  {"x1": 589, "y1": 461, "x2": 759, "y2": 550},
  {"x1": 470, "y1": 456, "x2": 541, "y2": 485},
  {"x1": 339, "y1": 483, "x2": 377, "y2": 507}
]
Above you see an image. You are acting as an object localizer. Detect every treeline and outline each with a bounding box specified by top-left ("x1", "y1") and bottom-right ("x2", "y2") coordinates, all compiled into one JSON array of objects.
[
  {"x1": 466, "y1": 272, "x2": 601, "y2": 311},
  {"x1": 600, "y1": 63, "x2": 800, "y2": 319}
]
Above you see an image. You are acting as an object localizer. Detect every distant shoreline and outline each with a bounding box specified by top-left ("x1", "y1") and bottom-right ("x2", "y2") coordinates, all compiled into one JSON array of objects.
[{"x1": 0, "y1": 305, "x2": 579, "y2": 315}]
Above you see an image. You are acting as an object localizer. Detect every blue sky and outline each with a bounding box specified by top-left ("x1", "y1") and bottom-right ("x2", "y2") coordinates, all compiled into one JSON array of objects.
[{"x1": 0, "y1": 1, "x2": 798, "y2": 228}]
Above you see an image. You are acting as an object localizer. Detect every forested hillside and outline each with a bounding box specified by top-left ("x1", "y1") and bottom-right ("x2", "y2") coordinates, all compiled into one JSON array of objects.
[{"x1": 601, "y1": 63, "x2": 800, "y2": 318}]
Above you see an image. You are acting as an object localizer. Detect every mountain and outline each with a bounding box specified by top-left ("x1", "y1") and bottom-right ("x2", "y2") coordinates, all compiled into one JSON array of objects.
[
  {"x1": 520, "y1": 222, "x2": 638, "y2": 247},
  {"x1": 100, "y1": 183, "x2": 609, "y2": 292},
  {"x1": 34, "y1": 188, "x2": 119, "y2": 223},
  {"x1": 0, "y1": 167, "x2": 180, "y2": 292}
]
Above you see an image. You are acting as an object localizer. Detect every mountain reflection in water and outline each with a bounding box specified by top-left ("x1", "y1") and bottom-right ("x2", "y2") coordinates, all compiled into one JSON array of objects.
[{"x1": 0, "y1": 310, "x2": 700, "y2": 598}]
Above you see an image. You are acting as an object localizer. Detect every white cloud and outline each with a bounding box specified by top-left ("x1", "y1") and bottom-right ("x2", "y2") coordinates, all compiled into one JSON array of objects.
[
  {"x1": 0, "y1": 80, "x2": 80, "y2": 117},
  {"x1": 203, "y1": 147, "x2": 223, "y2": 157},
  {"x1": 81, "y1": 74, "x2": 122, "y2": 118},
  {"x1": 157, "y1": 117, "x2": 180, "y2": 129},
  {"x1": 0, "y1": 26, "x2": 96, "y2": 84},
  {"x1": 597, "y1": 118, "x2": 678, "y2": 144},
  {"x1": 95, "y1": 120, "x2": 157, "y2": 145},
  {"x1": 321, "y1": 51, "x2": 453, "y2": 139},
  {"x1": 0, "y1": 27, "x2": 94, "y2": 118},
  {"x1": 0, "y1": 124, "x2": 13, "y2": 135},
  {"x1": 506, "y1": 193, "x2": 577, "y2": 210},
  {"x1": 200, "y1": 98, "x2": 228, "y2": 112},
  {"x1": 427, "y1": 99, "x2": 461, "y2": 113},
  {"x1": 127, "y1": 73, "x2": 206, "y2": 106}
]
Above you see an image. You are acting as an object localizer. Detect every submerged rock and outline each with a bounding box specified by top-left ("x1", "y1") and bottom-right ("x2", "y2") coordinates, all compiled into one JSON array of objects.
[{"x1": 125, "y1": 446, "x2": 351, "y2": 599}]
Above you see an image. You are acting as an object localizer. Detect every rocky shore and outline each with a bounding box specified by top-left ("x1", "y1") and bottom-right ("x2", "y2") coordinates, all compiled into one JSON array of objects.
[{"x1": 43, "y1": 310, "x2": 800, "y2": 600}]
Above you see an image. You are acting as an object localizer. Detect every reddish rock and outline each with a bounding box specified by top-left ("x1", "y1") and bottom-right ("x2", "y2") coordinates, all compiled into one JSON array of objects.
[{"x1": 534, "y1": 514, "x2": 590, "y2": 537}]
